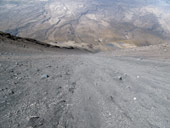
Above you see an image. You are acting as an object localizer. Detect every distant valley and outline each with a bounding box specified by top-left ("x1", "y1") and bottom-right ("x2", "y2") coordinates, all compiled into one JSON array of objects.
[{"x1": 0, "y1": 0, "x2": 170, "y2": 50}]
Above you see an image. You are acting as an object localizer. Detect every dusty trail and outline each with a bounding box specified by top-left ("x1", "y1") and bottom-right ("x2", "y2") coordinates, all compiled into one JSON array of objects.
[
  {"x1": 0, "y1": 37, "x2": 170, "y2": 128},
  {"x1": 1, "y1": 51, "x2": 170, "y2": 128},
  {"x1": 62, "y1": 54, "x2": 170, "y2": 128}
]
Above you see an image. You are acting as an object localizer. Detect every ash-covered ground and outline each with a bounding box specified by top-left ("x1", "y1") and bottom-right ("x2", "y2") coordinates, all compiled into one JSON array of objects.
[{"x1": 0, "y1": 32, "x2": 170, "y2": 128}]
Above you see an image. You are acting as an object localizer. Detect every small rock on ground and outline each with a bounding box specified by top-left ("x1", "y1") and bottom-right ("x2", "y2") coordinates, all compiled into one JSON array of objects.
[{"x1": 41, "y1": 74, "x2": 49, "y2": 79}]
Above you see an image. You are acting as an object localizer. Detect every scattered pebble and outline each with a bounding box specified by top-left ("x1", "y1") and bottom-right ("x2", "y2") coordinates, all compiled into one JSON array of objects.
[
  {"x1": 14, "y1": 81, "x2": 18, "y2": 85},
  {"x1": 36, "y1": 69, "x2": 40, "y2": 72},
  {"x1": 9, "y1": 90, "x2": 15, "y2": 95},
  {"x1": 110, "y1": 96, "x2": 114, "y2": 101},
  {"x1": 118, "y1": 76, "x2": 122, "y2": 80},
  {"x1": 58, "y1": 86, "x2": 62, "y2": 89},
  {"x1": 14, "y1": 73, "x2": 17, "y2": 76},
  {"x1": 46, "y1": 65, "x2": 52, "y2": 68},
  {"x1": 162, "y1": 44, "x2": 167, "y2": 48},
  {"x1": 108, "y1": 112, "x2": 112, "y2": 116},
  {"x1": 69, "y1": 88, "x2": 74, "y2": 93},
  {"x1": 9, "y1": 69, "x2": 14, "y2": 73},
  {"x1": 18, "y1": 77, "x2": 22, "y2": 80},
  {"x1": 41, "y1": 74, "x2": 49, "y2": 79},
  {"x1": 133, "y1": 97, "x2": 137, "y2": 101},
  {"x1": 72, "y1": 82, "x2": 76, "y2": 85},
  {"x1": 30, "y1": 103, "x2": 36, "y2": 107},
  {"x1": 65, "y1": 72, "x2": 70, "y2": 75}
]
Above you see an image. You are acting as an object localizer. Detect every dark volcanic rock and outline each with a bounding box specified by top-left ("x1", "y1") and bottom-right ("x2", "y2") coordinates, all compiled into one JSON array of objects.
[{"x1": 27, "y1": 116, "x2": 44, "y2": 128}]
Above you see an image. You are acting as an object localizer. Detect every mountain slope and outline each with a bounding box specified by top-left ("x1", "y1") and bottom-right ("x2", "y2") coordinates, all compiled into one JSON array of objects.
[
  {"x1": 1, "y1": 32, "x2": 170, "y2": 128},
  {"x1": 1, "y1": 0, "x2": 170, "y2": 50}
]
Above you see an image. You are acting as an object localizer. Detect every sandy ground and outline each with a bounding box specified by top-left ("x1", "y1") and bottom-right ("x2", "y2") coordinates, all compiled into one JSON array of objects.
[{"x1": 0, "y1": 36, "x2": 170, "y2": 128}]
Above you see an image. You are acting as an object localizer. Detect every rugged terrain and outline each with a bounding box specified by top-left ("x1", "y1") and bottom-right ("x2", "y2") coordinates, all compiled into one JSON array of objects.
[
  {"x1": 1, "y1": 0, "x2": 170, "y2": 50},
  {"x1": 0, "y1": 32, "x2": 170, "y2": 128}
]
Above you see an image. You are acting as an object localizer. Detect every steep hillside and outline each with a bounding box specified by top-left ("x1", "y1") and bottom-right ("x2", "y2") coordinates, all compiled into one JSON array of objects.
[{"x1": 0, "y1": 29, "x2": 170, "y2": 128}]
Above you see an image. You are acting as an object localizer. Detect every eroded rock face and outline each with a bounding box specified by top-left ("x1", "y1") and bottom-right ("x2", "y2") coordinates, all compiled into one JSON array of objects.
[{"x1": 0, "y1": 0, "x2": 170, "y2": 50}]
